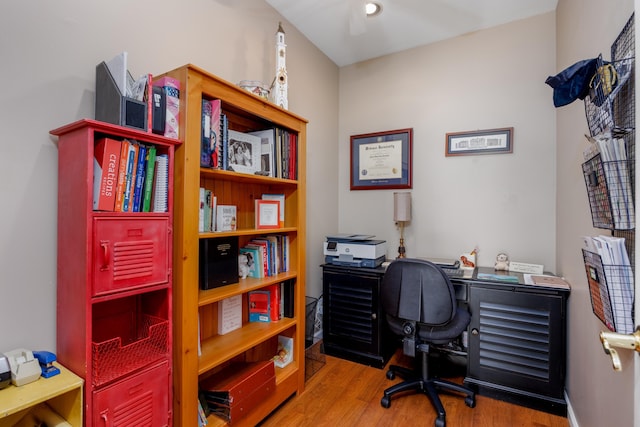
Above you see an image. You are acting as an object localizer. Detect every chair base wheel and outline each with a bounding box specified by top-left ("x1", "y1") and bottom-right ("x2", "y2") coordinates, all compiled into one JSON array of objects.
[
  {"x1": 386, "y1": 370, "x2": 395, "y2": 380},
  {"x1": 381, "y1": 396, "x2": 391, "y2": 408},
  {"x1": 465, "y1": 395, "x2": 476, "y2": 408},
  {"x1": 435, "y1": 416, "x2": 445, "y2": 427}
]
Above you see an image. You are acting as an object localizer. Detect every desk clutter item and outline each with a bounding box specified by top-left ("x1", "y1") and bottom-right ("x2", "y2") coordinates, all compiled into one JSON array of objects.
[
  {"x1": 4, "y1": 349, "x2": 41, "y2": 387},
  {"x1": 33, "y1": 351, "x2": 60, "y2": 378},
  {"x1": 95, "y1": 52, "x2": 180, "y2": 137},
  {"x1": 0, "y1": 354, "x2": 10, "y2": 389}
]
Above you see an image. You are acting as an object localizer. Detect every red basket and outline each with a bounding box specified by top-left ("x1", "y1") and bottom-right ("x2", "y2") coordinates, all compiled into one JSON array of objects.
[{"x1": 92, "y1": 314, "x2": 169, "y2": 386}]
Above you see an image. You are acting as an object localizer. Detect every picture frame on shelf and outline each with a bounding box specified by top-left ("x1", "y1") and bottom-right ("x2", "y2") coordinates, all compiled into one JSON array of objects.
[
  {"x1": 249, "y1": 129, "x2": 276, "y2": 177},
  {"x1": 228, "y1": 130, "x2": 261, "y2": 174},
  {"x1": 350, "y1": 128, "x2": 412, "y2": 190},
  {"x1": 445, "y1": 127, "x2": 513, "y2": 157},
  {"x1": 255, "y1": 199, "x2": 280, "y2": 229}
]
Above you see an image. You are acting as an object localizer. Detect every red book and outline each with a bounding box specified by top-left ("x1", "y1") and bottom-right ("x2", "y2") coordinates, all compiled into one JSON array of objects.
[
  {"x1": 93, "y1": 138, "x2": 122, "y2": 211},
  {"x1": 248, "y1": 290, "x2": 270, "y2": 322},
  {"x1": 268, "y1": 284, "x2": 281, "y2": 321},
  {"x1": 114, "y1": 139, "x2": 130, "y2": 211},
  {"x1": 145, "y1": 73, "x2": 153, "y2": 133}
]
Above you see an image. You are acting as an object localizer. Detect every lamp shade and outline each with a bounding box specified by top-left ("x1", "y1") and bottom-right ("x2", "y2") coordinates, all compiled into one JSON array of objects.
[{"x1": 393, "y1": 192, "x2": 411, "y2": 222}]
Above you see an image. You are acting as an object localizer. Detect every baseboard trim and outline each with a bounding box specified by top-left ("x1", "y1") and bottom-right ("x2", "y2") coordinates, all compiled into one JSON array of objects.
[{"x1": 566, "y1": 391, "x2": 578, "y2": 427}]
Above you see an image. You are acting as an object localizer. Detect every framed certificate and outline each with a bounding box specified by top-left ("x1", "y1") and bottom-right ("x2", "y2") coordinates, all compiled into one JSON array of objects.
[
  {"x1": 445, "y1": 127, "x2": 513, "y2": 156},
  {"x1": 350, "y1": 128, "x2": 412, "y2": 190}
]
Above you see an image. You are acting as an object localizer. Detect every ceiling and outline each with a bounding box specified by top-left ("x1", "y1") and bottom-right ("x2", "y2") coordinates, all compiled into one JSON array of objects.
[{"x1": 266, "y1": 0, "x2": 558, "y2": 67}]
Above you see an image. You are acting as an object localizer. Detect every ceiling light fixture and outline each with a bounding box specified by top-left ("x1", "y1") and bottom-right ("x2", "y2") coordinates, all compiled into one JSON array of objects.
[{"x1": 365, "y1": 2, "x2": 382, "y2": 17}]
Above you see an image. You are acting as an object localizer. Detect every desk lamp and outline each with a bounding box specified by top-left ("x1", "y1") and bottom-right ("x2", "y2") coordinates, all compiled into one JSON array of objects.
[{"x1": 393, "y1": 192, "x2": 411, "y2": 258}]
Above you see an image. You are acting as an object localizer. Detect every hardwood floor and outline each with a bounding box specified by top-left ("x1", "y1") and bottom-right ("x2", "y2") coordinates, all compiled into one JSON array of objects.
[{"x1": 260, "y1": 350, "x2": 569, "y2": 427}]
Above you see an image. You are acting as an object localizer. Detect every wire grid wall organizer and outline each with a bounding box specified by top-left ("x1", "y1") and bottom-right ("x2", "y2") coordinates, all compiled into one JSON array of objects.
[
  {"x1": 582, "y1": 250, "x2": 635, "y2": 334},
  {"x1": 611, "y1": 12, "x2": 636, "y2": 206},
  {"x1": 581, "y1": 13, "x2": 636, "y2": 334},
  {"x1": 582, "y1": 154, "x2": 635, "y2": 230},
  {"x1": 582, "y1": 13, "x2": 635, "y2": 232}
]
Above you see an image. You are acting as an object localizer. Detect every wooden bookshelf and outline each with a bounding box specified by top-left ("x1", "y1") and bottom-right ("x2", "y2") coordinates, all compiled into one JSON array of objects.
[{"x1": 156, "y1": 64, "x2": 307, "y2": 427}]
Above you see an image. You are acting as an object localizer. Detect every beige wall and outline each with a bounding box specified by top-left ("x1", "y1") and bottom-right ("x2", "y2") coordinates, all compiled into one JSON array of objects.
[
  {"x1": 0, "y1": 0, "x2": 338, "y2": 351},
  {"x1": 555, "y1": 1, "x2": 636, "y2": 427},
  {"x1": 1, "y1": 1, "x2": 637, "y2": 426},
  {"x1": 339, "y1": 13, "x2": 557, "y2": 271}
]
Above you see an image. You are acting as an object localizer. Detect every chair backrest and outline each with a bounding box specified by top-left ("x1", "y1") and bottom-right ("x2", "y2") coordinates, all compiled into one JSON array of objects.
[{"x1": 381, "y1": 258, "x2": 457, "y2": 326}]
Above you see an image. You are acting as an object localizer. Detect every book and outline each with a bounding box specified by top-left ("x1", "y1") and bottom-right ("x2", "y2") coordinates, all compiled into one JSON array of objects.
[
  {"x1": 529, "y1": 275, "x2": 571, "y2": 290},
  {"x1": 227, "y1": 130, "x2": 261, "y2": 175},
  {"x1": 143, "y1": 73, "x2": 153, "y2": 133},
  {"x1": 152, "y1": 154, "x2": 169, "y2": 212},
  {"x1": 255, "y1": 199, "x2": 280, "y2": 229},
  {"x1": 221, "y1": 113, "x2": 229, "y2": 170},
  {"x1": 199, "y1": 187, "x2": 206, "y2": 232},
  {"x1": 141, "y1": 145, "x2": 157, "y2": 212},
  {"x1": 273, "y1": 335, "x2": 293, "y2": 368},
  {"x1": 267, "y1": 283, "x2": 281, "y2": 321},
  {"x1": 248, "y1": 239, "x2": 270, "y2": 276},
  {"x1": 248, "y1": 290, "x2": 271, "y2": 322},
  {"x1": 210, "y1": 99, "x2": 222, "y2": 169},
  {"x1": 210, "y1": 194, "x2": 217, "y2": 232},
  {"x1": 239, "y1": 246, "x2": 262, "y2": 278},
  {"x1": 93, "y1": 137, "x2": 122, "y2": 211},
  {"x1": 199, "y1": 236, "x2": 239, "y2": 290},
  {"x1": 477, "y1": 273, "x2": 519, "y2": 283},
  {"x1": 201, "y1": 98, "x2": 213, "y2": 167},
  {"x1": 204, "y1": 190, "x2": 213, "y2": 232},
  {"x1": 131, "y1": 143, "x2": 147, "y2": 212},
  {"x1": 282, "y1": 279, "x2": 295, "y2": 318},
  {"x1": 266, "y1": 235, "x2": 280, "y2": 274},
  {"x1": 153, "y1": 76, "x2": 180, "y2": 139},
  {"x1": 218, "y1": 295, "x2": 242, "y2": 335},
  {"x1": 114, "y1": 139, "x2": 131, "y2": 211},
  {"x1": 122, "y1": 140, "x2": 139, "y2": 212},
  {"x1": 261, "y1": 194, "x2": 285, "y2": 227},
  {"x1": 216, "y1": 205, "x2": 237, "y2": 231}
]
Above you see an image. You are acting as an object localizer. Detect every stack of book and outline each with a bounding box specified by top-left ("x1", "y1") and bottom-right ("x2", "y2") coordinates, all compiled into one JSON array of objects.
[
  {"x1": 239, "y1": 235, "x2": 289, "y2": 279},
  {"x1": 93, "y1": 137, "x2": 168, "y2": 212},
  {"x1": 198, "y1": 189, "x2": 239, "y2": 233},
  {"x1": 199, "y1": 97, "x2": 298, "y2": 179},
  {"x1": 247, "y1": 281, "x2": 295, "y2": 323}
]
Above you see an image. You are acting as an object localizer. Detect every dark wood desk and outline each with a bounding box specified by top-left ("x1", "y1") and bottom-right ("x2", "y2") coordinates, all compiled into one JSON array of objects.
[{"x1": 321, "y1": 264, "x2": 569, "y2": 416}]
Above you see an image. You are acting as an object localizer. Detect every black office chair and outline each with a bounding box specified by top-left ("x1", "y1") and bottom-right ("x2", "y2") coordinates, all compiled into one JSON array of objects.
[{"x1": 380, "y1": 258, "x2": 475, "y2": 427}]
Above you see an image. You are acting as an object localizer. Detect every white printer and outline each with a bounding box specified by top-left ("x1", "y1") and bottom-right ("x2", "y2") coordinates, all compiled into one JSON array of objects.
[{"x1": 323, "y1": 234, "x2": 387, "y2": 268}]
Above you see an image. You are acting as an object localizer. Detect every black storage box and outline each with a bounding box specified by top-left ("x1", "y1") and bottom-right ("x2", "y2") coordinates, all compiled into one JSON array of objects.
[{"x1": 200, "y1": 236, "x2": 239, "y2": 290}]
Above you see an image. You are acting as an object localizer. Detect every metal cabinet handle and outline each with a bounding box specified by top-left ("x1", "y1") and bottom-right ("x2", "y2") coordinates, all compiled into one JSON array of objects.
[
  {"x1": 100, "y1": 240, "x2": 110, "y2": 271},
  {"x1": 599, "y1": 327, "x2": 640, "y2": 371}
]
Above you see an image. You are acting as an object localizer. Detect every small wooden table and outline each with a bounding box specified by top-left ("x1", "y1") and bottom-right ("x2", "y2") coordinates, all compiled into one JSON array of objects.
[{"x1": 0, "y1": 362, "x2": 83, "y2": 426}]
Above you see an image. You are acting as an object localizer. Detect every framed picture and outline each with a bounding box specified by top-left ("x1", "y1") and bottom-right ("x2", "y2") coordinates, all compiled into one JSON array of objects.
[
  {"x1": 255, "y1": 199, "x2": 280, "y2": 229},
  {"x1": 445, "y1": 127, "x2": 513, "y2": 156},
  {"x1": 228, "y1": 130, "x2": 261, "y2": 174},
  {"x1": 249, "y1": 129, "x2": 276, "y2": 177},
  {"x1": 350, "y1": 128, "x2": 412, "y2": 190}
]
